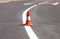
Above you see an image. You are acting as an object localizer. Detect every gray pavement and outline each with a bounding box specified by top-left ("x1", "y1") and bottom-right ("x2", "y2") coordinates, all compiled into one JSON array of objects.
[
  {"x1": 0, "y1": 1, "x2": 33, "y2": 39},
  {"x1": 31, "y1": 4, "x2": 60, "y2": 39},
  {"x1": 0, "y1": 0, "x2": 60, "y2": 39}
]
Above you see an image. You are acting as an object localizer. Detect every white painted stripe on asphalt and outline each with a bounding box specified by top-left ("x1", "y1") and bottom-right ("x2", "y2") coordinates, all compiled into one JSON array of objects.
[
  {"x1": 22, "y1": 1, "x2": 50, "y2": 39},
  {"x1": 24, "y1": 3, "x2": 32, "y2": 5},
  {"x1": 22, "y1": 4, "x2": 38, "y2": 39},
  {"x1": 24, "y1": 26, "x2": 38, "y2": 39},
  {"x1": 52, "y1": 2, "x2": 59, "y2": 5}
]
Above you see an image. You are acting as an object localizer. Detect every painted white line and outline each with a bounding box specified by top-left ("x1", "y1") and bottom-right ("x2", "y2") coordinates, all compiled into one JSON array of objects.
[
  {"x1": 22, "y1": 4, "x2": 38, "y2": 39},
  {"x1": 24, "y1": 26, "x2": 38, "y2": 39},
  {"x1": 24, "y1": 3, "x2": 32, "y2": 5},
  {"x1": 22, "y1": 1, "x2": 50, "y2": 39},
  {"x1": 52, "y1": 2, "x2": 59, "y2": 5}
]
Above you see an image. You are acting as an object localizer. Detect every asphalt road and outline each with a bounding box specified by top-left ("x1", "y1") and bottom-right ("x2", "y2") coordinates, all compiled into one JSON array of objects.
[
  {"x1": 31, "y1": 4, "x2": 60, "y2": 39},
  {"x1": 0, "y1": 1, "x2": 60, "y2": 39}
]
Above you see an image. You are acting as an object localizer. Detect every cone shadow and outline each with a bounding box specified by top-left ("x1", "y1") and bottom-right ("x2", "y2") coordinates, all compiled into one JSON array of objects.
[{"x1": 19, "y1": 24, "x2": 24, "y2": 26}]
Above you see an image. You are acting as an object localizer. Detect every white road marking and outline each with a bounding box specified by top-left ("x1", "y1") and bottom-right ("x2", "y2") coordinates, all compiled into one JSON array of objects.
[
  {"x1": 22, "y1": 4, "x2": 38, "y2": 39},
  {"x1": 22, "y1": 1, "x2": 50, "y2": 39},
  {"x1": 24, "y1": 3, "x2": 32, "y2": 5},
  {"x1": 24, "y1": 26, "x2": 38, "y2": 39},
  {"x1": 52, "y1": 2, "x2": 59, "y2": 5}
]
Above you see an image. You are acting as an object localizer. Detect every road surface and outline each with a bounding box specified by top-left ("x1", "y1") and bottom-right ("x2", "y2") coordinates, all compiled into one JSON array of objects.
[
  {"x1": 0, "y1": 0, "x2": 60, "y2": 39},
  {"x1": 31, "y1": 4, "x2": 60, "y2": 39},
  {"x1": 0, "y1": 1, "x2": 33, "y2": 39}
]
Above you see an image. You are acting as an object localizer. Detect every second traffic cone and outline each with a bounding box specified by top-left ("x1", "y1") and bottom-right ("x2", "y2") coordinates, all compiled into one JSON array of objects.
[{"x1": 24, "y1": 11, "x2": 32, "y2": 26}]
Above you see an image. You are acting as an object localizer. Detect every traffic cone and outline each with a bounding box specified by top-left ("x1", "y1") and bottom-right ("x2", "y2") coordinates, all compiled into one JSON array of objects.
[{"x1": 24, "y1": 11, "x2": 32, "y2": 26}]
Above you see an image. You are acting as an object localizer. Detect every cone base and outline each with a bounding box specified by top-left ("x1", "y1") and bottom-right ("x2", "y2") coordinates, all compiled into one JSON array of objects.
[
  {"x1": 24, "y1": 24, "x2": 32, "y2": 26},
  {"x1": 24, "y1": 20, "x2": 33, "y2": 26}
]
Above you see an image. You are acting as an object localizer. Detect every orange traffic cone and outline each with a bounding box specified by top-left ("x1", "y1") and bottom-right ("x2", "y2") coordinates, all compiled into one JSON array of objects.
[{"x1": 24, "y1": 11, "x2": 32, "y2": 26}]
